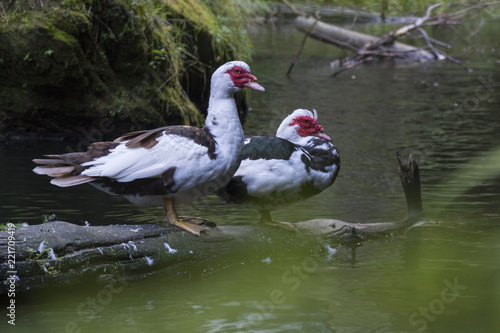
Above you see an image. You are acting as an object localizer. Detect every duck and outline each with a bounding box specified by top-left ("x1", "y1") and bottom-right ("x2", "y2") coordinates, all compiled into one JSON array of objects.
[
  {"x1": 217, "y1": 108, "x2": 340, "y2": 228},
  {"x1": 33, "y1": 61, "x2": 265, "y2": 235}
]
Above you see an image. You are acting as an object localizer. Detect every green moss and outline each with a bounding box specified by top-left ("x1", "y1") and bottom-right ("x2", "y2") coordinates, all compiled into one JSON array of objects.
[
  {"x1": 0, "y1": 223, "x2": 25, "y2": 231},
  {"x1": 165, "y1": 83, "x2": 205, "y2": 124},
  {"x1": 165, "y1": 0, "x2": 218, "y2": 31},
  {"x1": 45, "y1": 9, "x2": 89, "y2": 49},
  {"x1": 0, "y1": 0, "x2": 255, "y2": 138}
]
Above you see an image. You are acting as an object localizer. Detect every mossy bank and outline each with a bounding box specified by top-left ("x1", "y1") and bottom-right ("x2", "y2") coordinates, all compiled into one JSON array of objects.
[{"x1": 0, "y1": 0, "x2": 260, "y2": 140}]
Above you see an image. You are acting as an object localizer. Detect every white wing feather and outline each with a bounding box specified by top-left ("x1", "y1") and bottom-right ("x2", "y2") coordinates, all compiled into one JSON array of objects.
[
  {"x1": 237, "y1": 153, "x2": 307, "y2": 196},
  {"x1": 82, "y1": 133, "x2": 209, "y2": 182}
]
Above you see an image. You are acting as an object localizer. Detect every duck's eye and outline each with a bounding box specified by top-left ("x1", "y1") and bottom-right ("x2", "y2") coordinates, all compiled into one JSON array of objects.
[
  {"x1": 303, "y1": 120, "x2": 310, "y2": 124},
  {"x1": 233, "y1": 69, "x2": 241, "y2": 75}
]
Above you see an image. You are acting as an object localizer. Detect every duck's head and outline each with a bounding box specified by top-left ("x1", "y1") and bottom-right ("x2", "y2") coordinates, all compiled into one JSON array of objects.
[
  {"x1": 276, "y1": 109, "x2": 331, "y2": 142},
  {"x1": 210, "y1": 61, "x2": 265, "y2": 97}
]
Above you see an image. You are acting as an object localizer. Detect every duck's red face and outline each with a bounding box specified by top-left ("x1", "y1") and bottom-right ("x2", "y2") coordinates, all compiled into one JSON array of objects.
[
  {"x1": 290, "y1": 115, "x2": 331, "y2": 141},
  {"x1": 227, "y1": 66, "x2": 265, "y2": 92}
]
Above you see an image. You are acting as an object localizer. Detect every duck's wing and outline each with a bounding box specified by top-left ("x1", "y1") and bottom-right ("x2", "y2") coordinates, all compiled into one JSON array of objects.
[
  {"x1": 33, "y1": 125, "x2": 217, "y2": 186},
  {"x1": 82, "y1": 125, "x2": 216, "y2": 182},
  {"x1": 241, "y1": 136, "x2": 298, "y2": 161}
]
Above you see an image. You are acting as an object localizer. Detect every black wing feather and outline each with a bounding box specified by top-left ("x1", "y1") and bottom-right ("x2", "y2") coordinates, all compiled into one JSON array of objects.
[{"x1": 241, "y1": 136, "x2": 298, "y2": 161}]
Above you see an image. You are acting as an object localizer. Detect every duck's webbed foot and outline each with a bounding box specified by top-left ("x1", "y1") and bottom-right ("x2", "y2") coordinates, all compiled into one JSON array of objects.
[
  {"x1": 259, "y1": 211, "x2": 297, "y2": 232},
  {"x1": 163, "y1": 197, "x2": 215, "y2": 236},
  {"x1": 165, "y1": 216, "x2": 213, "y2": 236},
  {"x1": 179, "y1": 216, "x2": 217, "y2": 228}
]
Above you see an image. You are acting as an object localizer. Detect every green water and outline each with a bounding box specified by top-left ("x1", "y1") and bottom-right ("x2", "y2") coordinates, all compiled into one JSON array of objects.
[{"x1": 2, "y1": 16, "x2": 500, "y2": 333}]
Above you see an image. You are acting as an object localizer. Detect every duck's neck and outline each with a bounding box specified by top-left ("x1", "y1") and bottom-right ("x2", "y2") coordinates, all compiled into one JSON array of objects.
[{"x1": 205, "y1": 95, "x2": 244, "y2": 160}]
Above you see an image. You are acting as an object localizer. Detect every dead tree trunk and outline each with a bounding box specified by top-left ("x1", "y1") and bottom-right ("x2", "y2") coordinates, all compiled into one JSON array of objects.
[
  {"x1": 0, "y1": 154, "x2": 424, "y2": 294},
  {"x1": 288, "y1": 3, "x2": 478, "y2": 76},
  {"x1": 295, "y1": 16, "x2": 435, "y2": 62}
]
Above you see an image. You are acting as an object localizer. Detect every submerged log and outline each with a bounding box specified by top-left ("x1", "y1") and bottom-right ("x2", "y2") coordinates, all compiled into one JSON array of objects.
[{"x1": 0, "y1": 153, "x2": 424, "y2": 294}]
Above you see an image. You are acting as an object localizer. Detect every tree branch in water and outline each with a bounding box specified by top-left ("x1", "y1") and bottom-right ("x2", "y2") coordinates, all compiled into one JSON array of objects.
[{"x1": 289, "y1": 2, "x2": 499, "y2": 76}]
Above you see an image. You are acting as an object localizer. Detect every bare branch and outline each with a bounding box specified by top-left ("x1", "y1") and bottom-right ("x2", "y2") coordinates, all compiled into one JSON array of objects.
[
  {"x1": 415, "y1": 3, "x2": 441, "y2": 26},
  {"x1": 287, "y1": 16, "x2": 320, "y2": 78},
  {"x1": 425, "y1": 37, "x2": 452, "y2": 49},
  {"x1": 282, "y1": 0, "x2": 307, "y2": 17},
  {"x1": 417, "y1": 27, "x2": 445, "y2": 60},
  {"x1": 393, "y1": 3, "x2": 440, "y2": 36},
  {"x1": 294, "y1": 1, "x2": 489, "y2": 77},
  {"x1": 331, "y1": 56, "x2": 373, "y2": 78},
  {"x1": 417, "y1": 29, "x2": 472, "y2": 72}
]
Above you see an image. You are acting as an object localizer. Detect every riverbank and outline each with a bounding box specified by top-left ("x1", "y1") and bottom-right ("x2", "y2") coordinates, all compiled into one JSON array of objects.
[{"x1": 0, "y1": 0, "x2": 261, "y2": 141}]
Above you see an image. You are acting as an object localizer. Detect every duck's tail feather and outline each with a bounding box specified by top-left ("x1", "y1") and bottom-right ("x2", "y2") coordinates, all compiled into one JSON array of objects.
[{"x1": 32, "y1": 142, "x2": 118, "y2": 187}]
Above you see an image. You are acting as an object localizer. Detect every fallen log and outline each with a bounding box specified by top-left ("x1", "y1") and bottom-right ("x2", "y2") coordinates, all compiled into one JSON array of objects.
[
  {"x1": 288, "y1": 2, "x2": 483, "y2": 76},
  {"x1": 295, "y1": 16, "x2": 435, "y2": 62},
  {"x1": 0, "y1": 153, "x2": 424, "y2": 294}
]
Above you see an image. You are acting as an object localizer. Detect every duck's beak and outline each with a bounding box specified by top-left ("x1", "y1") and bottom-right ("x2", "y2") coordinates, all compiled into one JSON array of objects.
[
  {"x1": 314, "y1": 124, "x2": 331, "y2": 141},
  {"x1": 315, "y1": 131, "x2": 331, "y2": 141},
  {"x1": 243, "y1": 74, "x2": 265, "y2": 92}
]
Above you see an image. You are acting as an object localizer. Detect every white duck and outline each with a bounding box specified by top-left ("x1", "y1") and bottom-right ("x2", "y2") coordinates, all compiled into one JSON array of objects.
[
  {"x1": 33, "y1": 61, "x2": 264, "y2": 235},
  {"x1": 217, "y1": 109, "x2": 340, "y2": 228}
]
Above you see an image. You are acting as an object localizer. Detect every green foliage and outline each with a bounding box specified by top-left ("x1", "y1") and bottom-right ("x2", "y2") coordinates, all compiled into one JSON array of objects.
[
  {"x1": 26, "y1": 244, "x2": 62, "y2": 276},
  {"x1": 149, "y1": 48, "x2": 168, "y2": 69},
  {"x1": 25, "y1": 226, "x2": 62, "y2": 276},
  {"x1": 42, "y1": 214, "x2": 57, "y2": 223},
  {"x1": 0, "y1": 222, "x2": 24, "y2": 231},
  {"x1": 0, "y1": 0, "x2": 259, "y2": 135}
]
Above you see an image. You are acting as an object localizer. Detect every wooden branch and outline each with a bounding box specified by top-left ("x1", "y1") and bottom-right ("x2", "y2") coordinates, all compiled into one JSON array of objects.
[
  {"x1": 417, "y1": 27, "x2": 445, "y2": 60},
  {"x1": 422, "y1": 35, "x2": 451, "y2": 49},
  {"x1": 295, "y1": 16, "x2": 435, "y2": 62},
  {"x1": 394, "y1": 3, "x2": 441, "y2": 35},
  {"x1": 331, "y1": 56, "x2": 373, "y2": 78},
  {"x1": 417, "y1": 27, "x2": 472, "y2": 71},
  {"x1": 281, "y1": 0, "x2": 307, "y2": 17},
  {"x1": 294, "y1": 2, "x2": 485, "y2": 77},
  {"x1": 397, "y1": 151, "x2": 423, "y2": 218},
  {"x1": 359, "y1": 3, "x2": 441, "y2": 55},
  {"x1": 287, "y1": 16, "x2": 320, "y2": 78},
  {"x1": 0, "y1": 154, "x2": 424, "y2": 294}
]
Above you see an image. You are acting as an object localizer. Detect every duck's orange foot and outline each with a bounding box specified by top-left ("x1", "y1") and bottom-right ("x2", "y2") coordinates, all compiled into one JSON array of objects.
[
  {"x1": 259, "y1": 211, "x2": 297, "y2": 232},
  {"x1": 164, "y1": 216, "x2": 215, "y2": 236}
]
